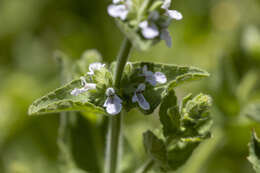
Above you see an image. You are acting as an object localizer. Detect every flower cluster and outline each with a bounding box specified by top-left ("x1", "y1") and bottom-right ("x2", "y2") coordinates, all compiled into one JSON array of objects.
[
  {"x1": 107, "y1": 0, "x2": 183, "y2": 47},
  {"x1": 71, "y1": 63, "x2": 167, "y2": 115}
]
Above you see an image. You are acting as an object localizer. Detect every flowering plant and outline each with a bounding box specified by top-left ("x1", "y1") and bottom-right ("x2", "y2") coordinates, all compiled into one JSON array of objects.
[{"x1": 28, "y1": 1, "x2": 213, "y2": 173}]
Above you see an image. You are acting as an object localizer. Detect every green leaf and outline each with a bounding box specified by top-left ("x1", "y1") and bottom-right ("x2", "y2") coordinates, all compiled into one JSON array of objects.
[
  {"x1": 28, "y1": 79, "x2": 105, "y2": 116},
  {"x1": 143, "y1": 93, "x2": 212, "y2": 172},
  {"x1": 143, "y1": 130, "x2": 167, "y2": 167},
  {"x1": 248, "y1": 131, "x2": 260, "y2": 173},
  {"x1": 132, "y1": 62, "x2": 210, "y2": 89},
  {"x1": 242, "y1": 103, "x2": 260, "y2": 123},
  {"x1": 159, "y1": 89, "x2": 180, "y2": 137},
  {"x1": 167, "y1": 137, "x2": 202, "y2": 170},
  {"x1": 121, "y1": 62, "x2": 209, "y2": 114}
]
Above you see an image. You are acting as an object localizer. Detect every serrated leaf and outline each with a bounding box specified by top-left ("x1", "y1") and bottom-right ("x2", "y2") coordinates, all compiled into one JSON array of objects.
[
  {"x1": 248, "y1": 131, "x2": 260, "y2": 173},
  {"x1": 132, "y1": 62, "x2": 210, "y2": 89},
  {"x1": 143, "y1": 130, "x2": 167, "y2": 167},
  {"x1": 159, "y1": 89, "x2": 179, "y2": 137},
  {"x1": 242, "y1": 103, "x2": 260, "y2": 123},
  {"x1": 28, "y1": 79, "x2": 105, "y2": 116},
  {"x1": 120, "y1": 62, "x2": 209, "y2": 114}
]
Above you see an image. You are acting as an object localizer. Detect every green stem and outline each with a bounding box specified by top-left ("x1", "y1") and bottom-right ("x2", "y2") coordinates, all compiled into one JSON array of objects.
[
  {"x1": 105, "y1": 38, "x2": 132, "y2": 173},
  {"x1": 135, "y1": 159, "x2": 154, "y2": 173}
]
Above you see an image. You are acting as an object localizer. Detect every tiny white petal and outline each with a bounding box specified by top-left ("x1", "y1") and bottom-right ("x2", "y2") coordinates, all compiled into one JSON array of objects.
[
  {"x1": 107, "y1": 4, "x2": 129, "y2": 20},
  {"x1": 88, "y1": 62, "x2": 105, "y2": 75},
  {"x1": 103, "y1": 98, "x2": 110, "y2": 107},
  {"x1": 85, "y1": 83, "x2": 96, "y2": 90},
  {"x1": 160, "y1": 29, "x2": 172, "y2": 47},
  {"x1": 132, "y1": 84, "x2": 150, "y2": 110},
  {"x1": 106, "y1": 101, "x2": 122, "y2": 115},
  {"x1": 113, "y1": 0, "x2": 123, "y2": 3},
  {"x1": 141, "y1": 24, "x2": 159, "y2": 39},
  {"x1": 139, "y1": 21, "x2": 148, "y2": 29},
  {"x1": 166, "y1": 10, "x2": 183, "y2": 20},
  {"x1": 104, "y1": 88, "x2": 122, "y2": 115},
  {"x1": 106, "y1": 87, "x2": 115, "y2": 96},
  {"x1": 114, "y1": 95, "x2": 123, "y2": 103},
  {"x1": 70, "y1": 88, "x2": 87, "y2": 96},
  {"x1": 154, "y1": 72, "x2": 167, "y2": 84},
  {"x1": 136, "y1": 94, "x2": 150, "y2": 110},
  {"x1": 162, "y1": 0, "x2": 171, "y2": 9},
  {"x1": 132, "y1": 93, "x2": 138, "y2": 103}
]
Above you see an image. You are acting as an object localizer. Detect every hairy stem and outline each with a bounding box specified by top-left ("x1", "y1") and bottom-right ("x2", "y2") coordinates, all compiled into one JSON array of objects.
[
  {"x1": 105, "y1": 38, "x2": 132, "y2": 173},
  {"x1": 135, "y1": 159, "x2": 154, "y2": 173}
]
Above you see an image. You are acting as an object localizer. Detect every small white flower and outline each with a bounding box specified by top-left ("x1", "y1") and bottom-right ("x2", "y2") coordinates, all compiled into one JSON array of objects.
[
  {"x1": 161, "y1": 0, "x2": 183, "y2": 20},
  {"x1": 71, "y1": 77, "x2": 96, "y2": 96},
  {"x1": 103, "y1": 88, "x2": 122, "y2": 115},
  {"x1": 139, "y1": 21, "x2": 159, "y2": 39},
  {"x1": 132, "y1": 83, "x2": 150, "y2": 110},
  {"x1": 113, "y1": 0, "x2": 123, "y2": 3},
  {"x1": 87, "y1": 62, "x2": 105, "y2": 75},
  {"x1": 141, "y1": 65, "x2": 167, "y2": 86},
  {"x1": 107, "y1": 0, "x2": 132, "y2": 20},
  {"x1": 160, "y1": 29, "x2": 172, "y2": 47}
]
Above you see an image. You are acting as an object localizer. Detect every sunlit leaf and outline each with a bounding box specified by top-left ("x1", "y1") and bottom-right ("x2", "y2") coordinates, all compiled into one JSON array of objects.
[
  {"x1": 28, "y1": 79, "x2": 105, "y2": 116},
  {"x1": 248, "y1": 131, "x2": 260, "y2": 173},
  {"x1": 242, "y1": 103, "x2": 260, "y2": 123}
]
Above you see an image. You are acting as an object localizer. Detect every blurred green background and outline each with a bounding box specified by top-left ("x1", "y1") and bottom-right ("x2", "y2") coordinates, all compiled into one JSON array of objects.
[{"x1": 0, "y1": 0, "x2": 260, "y2": 173}]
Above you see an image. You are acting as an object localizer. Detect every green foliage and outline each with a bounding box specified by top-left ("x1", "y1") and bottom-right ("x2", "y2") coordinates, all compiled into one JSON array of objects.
[
  {"x1": 29, "y1": 60, "x2": 209, "y2": 116},
  {"x1": 143, "y1": 90, "x2": 212, "y2": 171},
  {"x1": 28, "y1": 79, "x2": 105, "y2": 116},
  {"x1": 121, "y1": 62, "x2": 209, "y2": 114},
  {"x1": 248, "y1": 131, "x2": 260, "y2": 173},
  {"x1": 242, "y1": 103, "x2": 260, "y2": 123}
]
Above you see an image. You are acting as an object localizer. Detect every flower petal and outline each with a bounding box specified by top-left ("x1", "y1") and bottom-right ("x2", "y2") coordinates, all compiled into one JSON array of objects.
[
  {"x1": 166, "y1": 10, "x2": 183, "y2": 20},
  {"x1": 132, "y1": 93, "x2": 138, "y2": 103},
  {"x1": 88, "y1": 62, "x2": 105, "y2": 75},
  {"x1": 139, "y1": 21, "x2": 149, "y2": 29},
  {"x1": 85, "y1": 83, "x2": 96, "y2": 90},
  {"x1": 154, "y1": 72, "x2": 167, "y2": 84},
  {"x1": 162, "y1": 0, "x2": 171, "y2": 9},
  {"x1": 160, "y1": 29, "x2": 172, "y2": 47},
  {"x1": 114, "y1": 95, "x2": 123, "y2": 103},
  {"x1": 141, "y1": 24, "x2": 159, "y2": 39},
  {"x1": 107, "y1": 4, "x2": 128, "y2": 20},
  {"x1": 145, "y1": 75, "x2": 157, "y2": 86},
  {"x1": 113, "y1": 0, "x2": 123, "y2": 3},
  {"x1": 106, "y1": 101, "x2": 122, "y2": 115},
  {"x1": 137, "y1": 94, "x2": 150, "y2": 110},
  {"x1": 106, "y1": 88, "x2": 115, "y2": 96},
  {"x1": 70, "y1": 88, "x2": 87, "y2": 96}
]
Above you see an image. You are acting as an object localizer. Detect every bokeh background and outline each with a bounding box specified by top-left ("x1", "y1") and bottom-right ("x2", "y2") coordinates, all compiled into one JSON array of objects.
[{"x1": 0, "y1": 0, "x2": 260, "y2": 173}]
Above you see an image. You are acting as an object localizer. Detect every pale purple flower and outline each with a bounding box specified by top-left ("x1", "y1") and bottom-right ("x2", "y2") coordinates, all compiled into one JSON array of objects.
[
  {"x1": 71, "y1": 77, "x2": 96, "y2": 96},
  {"x1": 141, "y1": 65, "x2": 167, "y2": 86},
  {"x1": 160, "y1": 29, "x2": 172, "y2": 47},
  {"x1": 87, "y1": 62, "x2": 105, "y2": 75},
  {"x1": 132, "y1": 83, "x2": 150, "y2": 110},
  {"x1": 139, "y1": 21, "x2": 159, "y2": 39},
  {"x1": 103, "y1": 88, "x2": 122, "y2": 115},
  {"x1": 162, "y1": 0, "x2": 183, "y2": 20},
  {"x1": 107, "y1": 0, "x2": 132, "y2": 20}
]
